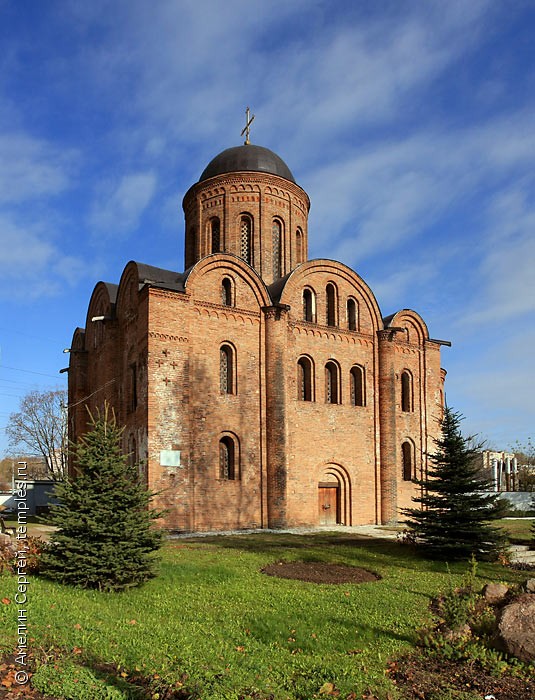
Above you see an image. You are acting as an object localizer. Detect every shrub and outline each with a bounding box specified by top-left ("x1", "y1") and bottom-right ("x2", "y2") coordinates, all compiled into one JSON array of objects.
[{"x1": 0, "y1": 536, "x2": 45, "y2": 575}]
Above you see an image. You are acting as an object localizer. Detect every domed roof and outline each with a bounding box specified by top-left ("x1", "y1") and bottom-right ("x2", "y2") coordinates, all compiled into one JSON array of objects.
[{"x1": 199, "y1": 144, "x2": 295, "y2": 183}]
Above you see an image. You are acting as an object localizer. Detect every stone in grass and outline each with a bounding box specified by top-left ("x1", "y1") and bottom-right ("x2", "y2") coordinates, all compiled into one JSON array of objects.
[
  {"x1": 482, "y1": 582, "x2": 509, "y2": 604},
  {"x1": 525, "y1": 578, "x2": 535, "y2": 594},
  {"x1": 497, "y1": 594, "x2": 535, "y2": 663}
]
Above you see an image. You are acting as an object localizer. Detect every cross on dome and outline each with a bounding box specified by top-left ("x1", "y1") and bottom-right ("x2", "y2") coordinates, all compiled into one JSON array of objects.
[{"x1": 240, "y1": 106, "x2": 255, "y2": 145}]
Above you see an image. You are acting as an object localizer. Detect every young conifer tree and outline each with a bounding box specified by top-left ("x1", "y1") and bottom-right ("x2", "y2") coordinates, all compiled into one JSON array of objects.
[
  {"x1": 403, "y1": 406, "x2": 507, "y2": 561},
  {"x1": 41, "y1": 404, "x2": 162, "y2": 590}
]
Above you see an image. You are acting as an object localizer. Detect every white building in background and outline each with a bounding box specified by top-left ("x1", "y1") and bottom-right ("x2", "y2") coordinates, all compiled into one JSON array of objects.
[{"x1": 479, "y1": 450, "x2": 518, "y2": 492}]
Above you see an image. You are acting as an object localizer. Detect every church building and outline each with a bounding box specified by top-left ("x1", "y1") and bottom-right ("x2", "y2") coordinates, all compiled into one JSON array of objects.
[{"x1": 68, "y1": 131, "x2": 448, "y2": 532}]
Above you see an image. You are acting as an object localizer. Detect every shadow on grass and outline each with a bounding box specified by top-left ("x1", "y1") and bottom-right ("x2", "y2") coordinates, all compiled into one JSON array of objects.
[
  {"x1": 31, "y1": 650, "x2": 193, "y2": 700},
  {"x1": 173, "y1": 531, "x2": 447, "y2": 572},
  {"x1": 169, "y1": 531, "x2": 527, "y2": 587}
]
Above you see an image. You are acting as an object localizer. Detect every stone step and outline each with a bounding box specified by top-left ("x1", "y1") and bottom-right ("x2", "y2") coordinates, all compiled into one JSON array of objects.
[{"x1": 509, "y1": 544, "x2": 535, "y2": 564}]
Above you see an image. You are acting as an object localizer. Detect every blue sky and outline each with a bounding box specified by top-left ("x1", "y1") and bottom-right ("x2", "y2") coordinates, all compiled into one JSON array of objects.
[{"x1": 0, "y1": 0, "x2": 533, "y2": 456}]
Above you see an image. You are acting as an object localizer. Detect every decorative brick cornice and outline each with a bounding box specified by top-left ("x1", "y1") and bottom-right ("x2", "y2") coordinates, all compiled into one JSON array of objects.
[
  {"x1": 148, "y1": 332, "x2": 189, "y2": 343},
  {"x1": 184, "y1": 171, "x2": 310, "y2": 212},
  {"x1": 194, "y1": 300, "x2": 260, "y2": 318},
  {"x1": 289, "y1": 322, "x2": 374, "y2": 347},
  {"x1": 149, "y1": 288, "x2": 189, "y2": 301}
]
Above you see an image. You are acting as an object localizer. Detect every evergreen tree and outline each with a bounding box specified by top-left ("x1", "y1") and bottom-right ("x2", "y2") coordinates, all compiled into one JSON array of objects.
[
  {"x1": 41, "y1": 405, "x2": 162, "y2": 591},
  {"x1": 403, "y1": 406, "x2": 507, "y2": 561}
]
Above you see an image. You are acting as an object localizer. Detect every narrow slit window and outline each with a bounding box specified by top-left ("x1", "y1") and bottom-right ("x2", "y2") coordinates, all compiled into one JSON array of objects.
[
  {"x1": 219, "y1": 436, "x2": 237, "y2": 480},
  {"x1": 222, "y1": 278, "x2": 233, "y2": 306},
  {"x1": 297, "y1": 357, "x2": 313, "y2": 401},
  {"x1": 401, "y1": 371, "x2": 413, "y2": 412},
  {"x1": 211, "y1": 218, "x2": 221, "y2": 253},
  {"x1": 272, "y1": 219, "x2": 282, "y2": 279},
  {"x1": 220, "y1": 345, "x2": 234, "y2": 394},
  {"x1": 402, "y1": 441, "x2": 413, "y2": 481},
  {"x1": 240, "y1": 216, "x2": 253, "y2": 265},
  {"x1": 347, "y1": 298, "x2": 358, "y2": 331},
  {"x1": 303, "y1": 288, "x2": 315, "y2": 322},
  {"x1": 350, "y1": 365, "x2": 365, "y2": 407},
  {"x1": 325, "y1": 361, "x2": 340, "y2": 404},
  {"x1": 326, "y1": 283, "x2": 337, "y2": 327},
  {"x1": 296, "y1": 228, "x2": 303, "y2": 265}
]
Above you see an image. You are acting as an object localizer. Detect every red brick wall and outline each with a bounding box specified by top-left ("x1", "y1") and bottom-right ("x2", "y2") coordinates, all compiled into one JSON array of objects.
[
  {"x1": 183, "y1": 172, "x2": 310, "y2": 285},
  {"x1": 69, "y1": 168, "x2": 447, "y2": 532}
]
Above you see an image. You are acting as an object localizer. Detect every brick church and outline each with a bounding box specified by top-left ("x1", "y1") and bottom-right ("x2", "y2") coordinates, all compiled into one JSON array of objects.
[{"x1": 68, "y1": 131, "x2": 448, "y2": 532}]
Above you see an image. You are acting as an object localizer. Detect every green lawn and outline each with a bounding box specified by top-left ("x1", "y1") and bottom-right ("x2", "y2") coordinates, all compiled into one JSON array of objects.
[
  {"x1": 0, "y1": 532, "x2": 530, "y2": 699},
  {"x1": 497, "y1": 517, "x2": 534, "y2": 544}
]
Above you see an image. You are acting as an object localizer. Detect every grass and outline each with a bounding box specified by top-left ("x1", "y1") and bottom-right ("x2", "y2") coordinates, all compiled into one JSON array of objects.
[
  {"x1": 497, "y1": 517, "x2": 534, "y2": 544},
  {"x1": 0, "y1": 532, "x2": 530, "y2": 699}
]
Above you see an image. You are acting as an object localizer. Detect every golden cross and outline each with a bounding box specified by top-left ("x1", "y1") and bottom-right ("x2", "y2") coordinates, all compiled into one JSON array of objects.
[{"x1": 241, "y1": 106, "x2": 255, "y2": 145}]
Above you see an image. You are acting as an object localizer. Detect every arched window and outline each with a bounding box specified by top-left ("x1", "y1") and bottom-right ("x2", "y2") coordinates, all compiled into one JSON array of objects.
[
  {"x1": 401, "y1": 370, "x2": 413, "y2": 412},
  {"x1": 347, "y1": 298, "x2": 358, "y2": 331},
  {"x1": 402, "y1": 441, "x2": 413, "y2": 481},
  {"x1": 326, "y1": 283, "x2": 337, "y2": 327},
  {"x1": 211, "y1": 218, "x2": 221, "y2": 253},
  {"x1": 220, "y1": 345, "x2": 235, "y2": 394},
  {"x1": 272, "y1": 219, "x2": 282, "y2": 279},
  {"x1": 350, "y1": 365, "x2": 365, "y2": 407},
  {"x1": 303, "y1": 287, "x2": 316, "y2": 322},
  {"x1": 219, "y1": 436, "x2": 238, "y2": 480},
  {"x1": 240, "y1": 215, "x2": 253, "y2": 265},
  {"x1": 297, "y1": 356, "x2": 314, "y2": 401},
  {"x1": 325, "y1": 361, "x2": 340, "y2": 404},
  {"x1": 296, "y1": 228, "x2": 303, "y2": 265},
  {"x1": 221, "y1": 277, "x2": 233, "y2": 306}
]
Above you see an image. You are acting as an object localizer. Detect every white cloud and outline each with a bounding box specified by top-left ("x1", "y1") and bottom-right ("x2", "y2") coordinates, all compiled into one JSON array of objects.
[
  {"x1": 458, "y1": 184, "x2": 535, "y2": 325},
  {"x1": 0, "y1": 132, "x2": 75, "y2": 204},
  {"x1": 0, "y1": 217, "x2": 55, "y2": 269},
  {"x1": 0, "y1": 215, "x2": 89, "y2": 300},
  {"x1": 302, "y1": 109, "x2": 535, "y2": 269},
  {"x1": 446, "y1": 327, "x2": 535, "y2": 447},
  {"x1": 90, "y1": 171, "x2": 157, "y2": 235}
]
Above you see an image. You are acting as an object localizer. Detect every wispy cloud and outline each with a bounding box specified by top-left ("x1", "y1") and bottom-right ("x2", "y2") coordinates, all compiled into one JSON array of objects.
[
  {"x1": 89, "y1": 171, "x2": 157, "y2": 236},
  {"x1": 0, "y1": 132, "x2": 75, "y2": 204},
  {"x1": 306, "y1": 111, "x2": 535, "y2": 269},
  {"x1": 0, "y1": 128, "x2": 85, "y2": 299},
  {"x1": 0, "y1": 215, "x2": 89, "y2": 300},
  {"x1": 459, "y1": 183, "x2": 535, "y2": 325}
]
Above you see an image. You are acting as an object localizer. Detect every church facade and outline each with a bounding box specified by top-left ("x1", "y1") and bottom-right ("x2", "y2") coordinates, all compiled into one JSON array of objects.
[{"x1": 68, "y1": 141, "x2": 448, "y2": 531}]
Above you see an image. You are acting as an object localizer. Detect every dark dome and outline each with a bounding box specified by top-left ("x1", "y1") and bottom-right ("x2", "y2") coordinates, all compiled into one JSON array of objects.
[{"x1": 199, "y1": 144, "x2": 295, "y2": 183}]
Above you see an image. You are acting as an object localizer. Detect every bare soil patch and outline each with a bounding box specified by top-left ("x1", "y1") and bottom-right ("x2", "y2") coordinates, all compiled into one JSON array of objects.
[
  {"x1": 261, "y1": 560, "x2": 381, "y2": 584},
  {"x1": 388, "y1": 654, "x2": 535, "y2": 700}
]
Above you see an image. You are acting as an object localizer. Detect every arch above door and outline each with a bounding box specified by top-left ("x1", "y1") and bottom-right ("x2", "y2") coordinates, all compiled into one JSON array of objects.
[{"x1": 317, "y1": 463, "x2": 351, "y2": 526}]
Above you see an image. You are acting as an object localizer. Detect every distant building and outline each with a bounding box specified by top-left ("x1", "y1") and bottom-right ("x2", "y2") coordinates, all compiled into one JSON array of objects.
[
  {"x1": 0, "y1": 479, "x2": 58, "y2": 516},
  {"x1": 478, "y1": 450, "x2": 518, "y2": 492},
  {"x1": 67, "y1": 138, "x2": 448, "y2": 532}
]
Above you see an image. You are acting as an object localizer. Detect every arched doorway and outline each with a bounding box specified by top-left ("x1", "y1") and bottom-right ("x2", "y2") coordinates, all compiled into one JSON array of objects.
[{"x1": 318, "y1": 465, "x2": 351, "y2": 526}]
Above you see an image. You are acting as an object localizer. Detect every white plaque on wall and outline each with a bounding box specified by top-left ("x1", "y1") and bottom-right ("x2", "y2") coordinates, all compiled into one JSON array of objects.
[{"x1": 160, "y1": 450, "x2": 181, "y2": 467}]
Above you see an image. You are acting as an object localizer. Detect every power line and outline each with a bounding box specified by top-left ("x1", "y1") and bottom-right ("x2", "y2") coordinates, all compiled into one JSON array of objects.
[
  {"x1": 0, "y1": 326, "x2": 62, "y2": 345},
  {"x1": 0, "y1": 364, "x2": 62, "y2": 379},
  {"x1": 0, "y1": 377, "x2": 39, "y2": 387}
]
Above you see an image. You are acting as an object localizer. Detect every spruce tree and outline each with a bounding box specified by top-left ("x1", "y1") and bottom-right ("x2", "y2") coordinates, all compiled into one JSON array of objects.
[
  {"x1": 41, "y1": 405, "x2": 162, "y2": 590},
  {"x1": 403, "y1": 406, "x2": 506, "y2": 561}
]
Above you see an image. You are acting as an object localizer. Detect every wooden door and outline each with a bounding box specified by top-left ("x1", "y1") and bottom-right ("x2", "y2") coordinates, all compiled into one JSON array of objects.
[{"x1": 318, "y1": 485, "x2": 339, "y2": 525}]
